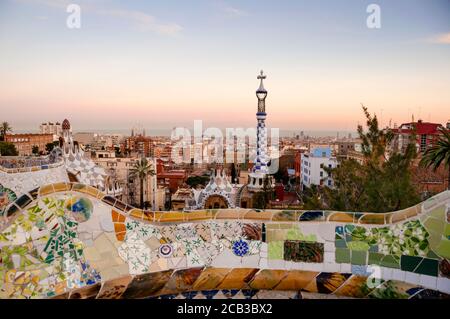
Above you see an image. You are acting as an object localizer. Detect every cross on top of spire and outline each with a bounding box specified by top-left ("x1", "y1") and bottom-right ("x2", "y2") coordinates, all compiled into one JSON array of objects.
[
  {"x1": 256, "y1": 70, "x2": 267, "y2": 94},
  {"x1": 257, "y1": 70, "x2": 266, "y2": 80}
]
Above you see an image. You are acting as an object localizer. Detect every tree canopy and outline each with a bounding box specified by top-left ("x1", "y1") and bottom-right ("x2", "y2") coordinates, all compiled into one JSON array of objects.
[
  {"x1": 304, "y1": 105, "x2": 420, "y2": 213},
  {"x1": 0, "y1": 142, "x2": 18, "y2": 156}
]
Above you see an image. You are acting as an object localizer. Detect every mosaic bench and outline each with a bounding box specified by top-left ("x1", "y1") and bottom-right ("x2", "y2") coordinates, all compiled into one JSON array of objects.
[{"x1": 0, "y1": 183, "x2": 449, "y2": 299}]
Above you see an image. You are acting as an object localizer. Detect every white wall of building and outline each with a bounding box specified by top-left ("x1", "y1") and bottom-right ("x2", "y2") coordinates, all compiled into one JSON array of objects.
[{"x1": 301, "y1": 152, "x2": 337, "y2": 188}]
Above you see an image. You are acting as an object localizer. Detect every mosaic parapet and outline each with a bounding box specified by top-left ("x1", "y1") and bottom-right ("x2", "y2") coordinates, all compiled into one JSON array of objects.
[
  {"x1": 0, "y1": 157, "x2": 65, "y2": 174},
  {"x1": 0, "y1": 182, "x2": 449, "y2": 299}
]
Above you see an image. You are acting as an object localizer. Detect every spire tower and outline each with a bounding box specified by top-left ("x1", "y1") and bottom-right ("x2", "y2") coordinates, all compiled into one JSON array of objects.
[{"x1": 248, "y1": 70, "x2": 274, "y2": 192}]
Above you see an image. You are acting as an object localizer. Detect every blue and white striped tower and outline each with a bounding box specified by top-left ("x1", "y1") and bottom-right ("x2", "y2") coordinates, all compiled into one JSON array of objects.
[
  {"x1": 248, "y1": 70, "x2": 273, "y2": 191},
  {"x1": 253, "y1": 70, "x2": 269, "y2": 174}
]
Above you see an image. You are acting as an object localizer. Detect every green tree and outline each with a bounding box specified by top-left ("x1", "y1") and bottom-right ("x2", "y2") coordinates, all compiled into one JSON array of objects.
[
  {"x1": 323, "y1": 105, "x2": 419, "y2": 213},
  {"x1": 186, "y1": 175, "x2": 210, "y2": 188},
  {"x1": 420, "y1": 128, "x2": 450, "y2": 190},
  {"x1": 32, "y1": 145, "x2": 39, "y2": 155},
  {"x1": 0, "y1": 122, "x2": 12, "y2": 141},
  {"x1": 302, "y1": 185, "x2": 324, "y2": 210},
  {"x1": 230, "y1": 163, "x2": 237, "y2": 184},
  {"x1": 129, "y1": 157, "x2": 155, "y2": 209},
  {"x1": 321, "y1": 159, "x2": 365, "y2": 211},
  {"x1": 0, "y1": 142, "x2": 18, "y2": 156},
  {"x1": 45, "y1": 141, "x2": 60, "y2": 153},
  {"x1": 252, "y1": 176, "x2": 274, "y2": 209}
]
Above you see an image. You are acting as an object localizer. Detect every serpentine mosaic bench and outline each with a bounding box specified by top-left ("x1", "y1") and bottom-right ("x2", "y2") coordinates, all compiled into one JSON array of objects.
[{"x1": 0, "y1": 182, "x2": 449, "y2": 299}]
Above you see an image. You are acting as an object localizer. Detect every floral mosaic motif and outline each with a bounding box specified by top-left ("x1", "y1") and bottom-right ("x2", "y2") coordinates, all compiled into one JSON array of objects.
[
  {"x1": 118, "y1": 232, "x2": 153, "y2": 275},
  {"x1": 42, "y1": 217, "x2": 82, "y2": 264},
  {"x1": 0, "y1": 184, "x2": 17, "y2": 217},
  {"x1": 336, "y1": 220, "x2": 431, "y2": 257},
  {"x1": 0, "y1": 195, "x2": 101, "y2": 298},
  {"x1": 284, "y1": 241, "x2": 324, "y2": 263},
  {"x1": 232, "y1": 239, "x2": 249, "y2": 257},
  {"x1": 1, "y1": 185, "x2": 450, "y2": 299}
]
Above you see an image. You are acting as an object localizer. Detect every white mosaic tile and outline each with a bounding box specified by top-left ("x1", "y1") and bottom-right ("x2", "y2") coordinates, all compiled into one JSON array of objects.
[{"x1": 419, "y1": 274, "x2": 437, "y2": 290}]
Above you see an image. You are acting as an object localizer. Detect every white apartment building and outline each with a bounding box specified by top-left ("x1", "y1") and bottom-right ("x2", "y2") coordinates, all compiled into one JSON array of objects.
[
  {"x1": 40, "y1": 122, "x2": 62, "y2": 141},
  {"x1": 301, "y1": 147, "x2": 337, "y2": 189},
  {"x1": 94, "y1": 156, "x2": 165, "y2": 210}
]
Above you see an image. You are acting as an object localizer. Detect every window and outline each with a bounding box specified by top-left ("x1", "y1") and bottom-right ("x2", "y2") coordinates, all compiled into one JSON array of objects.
[
  {"x1": 420, "y1": 134, "x2": 427, "y2": 152},
  {"x1": 320, "y1": 171, "x2": 323, "y2": 177},
  {"x1": 328, "y1": 180, "x2": 332, "y2": 186}
]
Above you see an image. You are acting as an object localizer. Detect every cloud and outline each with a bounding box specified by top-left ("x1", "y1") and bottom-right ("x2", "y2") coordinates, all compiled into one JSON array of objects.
[
  {"x1": 427, "y1": 32, "x2": 450, "y2": 44},
  {"x1": 223, "y1": 6, "x2": 247, "y2": 18}
]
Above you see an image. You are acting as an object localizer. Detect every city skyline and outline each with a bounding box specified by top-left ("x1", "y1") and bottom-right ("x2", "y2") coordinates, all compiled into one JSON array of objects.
[{"x1": 1, "y1": 0, "x2": 449, "y2": 132}]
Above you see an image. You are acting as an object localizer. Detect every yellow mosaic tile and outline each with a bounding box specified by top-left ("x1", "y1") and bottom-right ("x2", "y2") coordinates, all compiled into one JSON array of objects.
[
  {"x1": 85, "y1": 186, "x2": 100, "y2": 198},
  {"x1": 215, "y1": 210, "x2": 242, "y2": 220},
  {"x1": 327, "y1": 212, "x2": 356, "y2": 223},
  {"x1": 141, "y1": 211, "x2": 155, "y2": 221},
  {"x1": 333, "y1": 275, "x2": 370, "y2": 298},
  {"x1": 192, "y1": 268, "x2": 231, "y2": 290},
  {"x1": 242, "y1": 210, "x2": 273, "y2": 220},
  {"x1": 274, "y1": 270, "x2": 319, "y2": 290},
  {"x1": 129, "y1": 209, "x2": 144, "y2": 220},
  {"x1": 389, "y1": 210, "x2": 409, "y2": 224},
  {"x1": 53, "y1": 182, "x2": 70, "y2": 192},
  {"x1": 159, "y1": 212, "x2": 186, "y2": 222},
  {"x1": 271, "y1": 211, "x2": 298, "y2": 222},
  {"x1": 358, "y1": 213, "x2": 386, "y2": 225},
  {"x1": 216, "y1": 268, "x2": 259, "y2": 290},
  {"x1": 249, "y1": 269, "x2": 288, "y2": 290},
  {"x1": 38, "y1": 184, "x2": 55, "y2": 196},
  {"x1": 184, "y1": 211, "x2": 214, "y2": 221}
]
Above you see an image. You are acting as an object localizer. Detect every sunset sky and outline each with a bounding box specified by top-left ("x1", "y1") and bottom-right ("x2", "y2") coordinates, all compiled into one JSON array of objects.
[{"x1": 0, "y1": 0, "x2": 449, "y2": 133}]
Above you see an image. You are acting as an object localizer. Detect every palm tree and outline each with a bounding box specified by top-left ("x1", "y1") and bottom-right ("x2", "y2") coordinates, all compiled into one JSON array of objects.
[
  {"x1": 0, "y1": 122, "x2": 12, "y2": 141},
  {"x1": 420, "y1": 128, "x2": 450, "y2": 190},
  {"x1": 129, "y1": 157, "x2": 156, "y2": 208}
]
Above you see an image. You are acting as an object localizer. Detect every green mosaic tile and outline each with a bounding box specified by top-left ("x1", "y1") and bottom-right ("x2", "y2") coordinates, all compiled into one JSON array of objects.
[
  {"x1": 401, "y1": 255, "x2": 422, "y2": 272},
  {"x1": 335, "y1": 239, "x2": 347, "y2": 248},
  {"x1": 351, "y1": 250, "x2": 367, "y2": 265},
  {"x1": 335, "y1": 248, "x2": 350, "y2": 263},
  {"x1": 268, "y1": 241, "x2": 284, "y2": 260},
  {"x1": 426, "y1": 250, "x2": 440, "y2": 259},
  {"x1": 424, "y1": 217, "x2": 445, "y2": 235},
  {"x1": 380, "y1": 255, "x2": 400, "y2": 269},
  {"x1": 415, "y1": 258, "x2": 439, "y2": 276},
  {"x1": 344, "y1": 225, "x2": 355, "y2": 233},
  {"x1": 445, "y1": 224, "x2": 450, "y2": 238},
  {"x1": 435, "y1": 239, "x2": 450, "y2": 259},
  {"x1": 369, "y1": 252, "x2": 383, "y2": 265},
  {"x1": 369, "y1": 245, "x2": 379, "y2": 253},
  {"x1": 347, "y1": 241, "x2": 370, "y2": 251},
  {"x1": 286, "y1": 228, "x2": 317, "y2": 242},
  {"x1": 430, "y1": 206, "x2": 446, "y2": 220}
]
